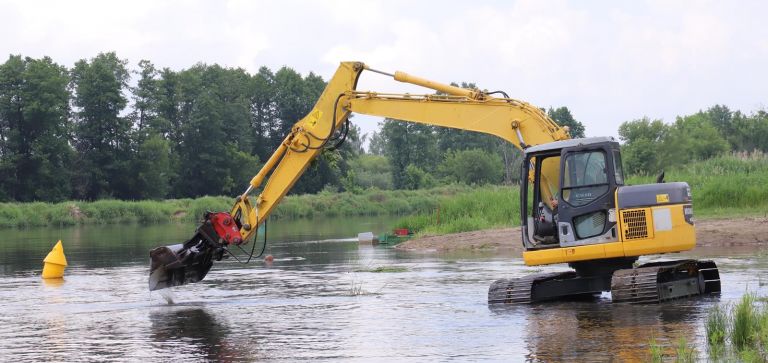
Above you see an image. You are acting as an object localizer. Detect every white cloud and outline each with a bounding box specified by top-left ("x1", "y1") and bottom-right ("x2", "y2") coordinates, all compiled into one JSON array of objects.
[{"x1": 1, "y1": 0, "x2": 766, "y2": 140}]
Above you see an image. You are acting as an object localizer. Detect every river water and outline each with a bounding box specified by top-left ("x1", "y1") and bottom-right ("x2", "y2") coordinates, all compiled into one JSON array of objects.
[{"x1": 1, "y1": 216, "x2": 766, "y2": 362}]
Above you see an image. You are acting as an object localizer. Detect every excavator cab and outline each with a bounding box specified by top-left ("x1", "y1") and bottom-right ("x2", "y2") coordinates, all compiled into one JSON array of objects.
[
  {"x1": 522, "y1": 137, "x2": 623, "y2": 250},
  {"x1": 491, "y1": 136, "x2": 720, "y2": 304}
]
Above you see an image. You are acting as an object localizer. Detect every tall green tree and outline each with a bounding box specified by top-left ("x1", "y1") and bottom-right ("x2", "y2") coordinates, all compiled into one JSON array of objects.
[
  {"x1": 732, "y1": 110, "x2": 768, "y2": 152},
  {"x1": 126, "y1": 60, "x2": 175, "y2": 198},
  {"x1": 131, "y1": 60, "x2": 161, "y2": 133},
  {"x1": 346, "y1": 154, "x2": 393, "y2": 190},
  {"x1": 619, "y1": 114, "x2": 729, "y2": 174},
  {"x1": 702, "y1": 104, "x2": 734, "y2": 139},
  {"x1": 172, "y1": 64, "x2": 258, "y2": 197},
  {"x1": 694, "y1": 105, "x2": 768, "y2": 153},
  {"x1": 71, "y1": 52, "x2": 132, "y2": 199},
  {"x1": 272, "y1": 67, "x2": 309, "y2": 150},
  {"x1": 132, "y1": 134, "x2": 171, "y2": 199},
  {"x1": 380, "y1": 119, "x2": 439, "y2": 189},
  {"x1": 433, "y1": 127, "x2": 522, "y2": 184},
  {"x1": 155, "y1": 68, "x2": 183, "y2": 141},
  {"x1": 249, "y1": 66, "x2": 275, "y2": 160},
  {"x1": 498, "y1": 140, "x2": 523, "y2": 184},
  {"x1": 402, "y1": 164, "x2": 435, "y2": 190},
  {"x1": 547, "y1": 106, "x2": 586, "y2": 138},
  {"x1": 0, "y1": 55, "x2": 73, "y2": 201},
  {"x1": 618, "y1": 117, "x2": 669, "y2": 174},
  {"x1": 438, "y1": 148, "x2": 504, "y2": 185},
  {"x1": 435, "y1": 127, "x2": 497, "y2": 154},
  {"x1": 367, "y1": 130, "x2": 386, "y2": 155},
  {"x1": 0, "y1": 55, "x2": 27, "y2": 201},
  {"x1": 661, "y1": 113, "x2": 729, "y2": 166}
]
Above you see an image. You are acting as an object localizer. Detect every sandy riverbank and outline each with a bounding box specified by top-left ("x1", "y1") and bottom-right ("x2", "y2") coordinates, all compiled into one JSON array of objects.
[{"x1": 395, "y1": 217, "x2": 768, "y2": 252}]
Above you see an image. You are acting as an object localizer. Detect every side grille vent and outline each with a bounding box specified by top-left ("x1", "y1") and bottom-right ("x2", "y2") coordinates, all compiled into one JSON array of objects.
[{"x1": 622, "y1": 209, "x2": 648, "y2": 240}]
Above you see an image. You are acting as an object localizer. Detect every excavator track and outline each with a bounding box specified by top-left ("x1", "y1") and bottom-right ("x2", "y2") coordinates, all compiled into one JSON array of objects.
[
  {"x1": 489, "y1": 260, "x2": 720, "y2": 305},
  {"x1": 488, "y1": 271, "x2": 577, "y2": 304},
  {"x1": 611, "y1": 260, "x2": 720, "y2": 304}
]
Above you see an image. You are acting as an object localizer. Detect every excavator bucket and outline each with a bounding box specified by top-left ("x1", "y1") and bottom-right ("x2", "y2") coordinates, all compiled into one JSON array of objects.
[
  {"x1": 149, "y1": 237, "x2": 217, "y2": 291},
  {"x1": 149, "y1": 212, "x2": 244, "y2": 291}
]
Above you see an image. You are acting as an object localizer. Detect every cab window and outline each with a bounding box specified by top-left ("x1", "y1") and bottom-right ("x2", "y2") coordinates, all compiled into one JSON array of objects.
[
  {"x1": 613, "y1": 150, "x2": 625, "y2": 185},
  {"x1": 562, "y1": 151, "x2": 609, "y2": 207},
  {"x1": 539, "y1": 156, "x2": 560, "y2": 209}
]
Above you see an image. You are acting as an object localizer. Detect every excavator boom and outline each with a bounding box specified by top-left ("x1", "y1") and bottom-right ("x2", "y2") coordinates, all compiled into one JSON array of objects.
[
  {"x1": 148, "y1": 61, "x2": 569, "y2": 290},
  {"x1": 232, "y1": 62, "x2": 568, "y2": 244}
]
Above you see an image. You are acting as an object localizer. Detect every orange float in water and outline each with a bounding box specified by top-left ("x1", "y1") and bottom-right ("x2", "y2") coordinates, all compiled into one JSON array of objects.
[{"x1": 42, "y1": 240, "x2": 68, "y2": 279}]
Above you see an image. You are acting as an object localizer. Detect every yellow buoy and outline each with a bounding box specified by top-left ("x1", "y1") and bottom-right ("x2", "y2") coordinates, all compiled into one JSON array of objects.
[{"x1": 42, "y1": 240, "x2": 68, "y2": 279}]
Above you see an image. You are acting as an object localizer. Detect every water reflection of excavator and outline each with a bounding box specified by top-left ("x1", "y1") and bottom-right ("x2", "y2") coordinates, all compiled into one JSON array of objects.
[{"x1": 149, "y1": 62, "x2": 721, "y2": 304}]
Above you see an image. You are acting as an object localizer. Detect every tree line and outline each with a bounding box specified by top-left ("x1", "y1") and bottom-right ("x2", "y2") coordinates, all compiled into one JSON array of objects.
[
  {"x1": 618, "y1": 105, "x2": 768, "y2": 175},
  {"x1": 377, "y1": 102, "x2": 768, "y2": 189},
  {"x1": 3, "y1": 52, "x2": 760, "y2": 203},
  {"x1": 0, "y1": 53, "x2": 587, "y2": 202},
  {"x1": 0, "y1": 52, "x2": 363, "y2": 202}
]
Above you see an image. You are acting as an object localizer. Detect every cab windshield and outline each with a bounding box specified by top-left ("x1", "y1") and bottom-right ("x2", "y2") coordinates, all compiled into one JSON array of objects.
[{"x1": 562, "y1": 151, "x2": 609, "y2": 207}]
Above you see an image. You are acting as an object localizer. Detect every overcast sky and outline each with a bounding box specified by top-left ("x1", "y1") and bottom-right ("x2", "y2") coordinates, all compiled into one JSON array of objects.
[{"x1": 2, "y1": 0, "x2": 766, "y2": 141}]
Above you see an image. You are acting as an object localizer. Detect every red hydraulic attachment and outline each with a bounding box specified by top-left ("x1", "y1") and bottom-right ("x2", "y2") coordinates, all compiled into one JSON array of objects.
[{"x1": 207, "y1": 212, "x2": 245, "y2": 245}]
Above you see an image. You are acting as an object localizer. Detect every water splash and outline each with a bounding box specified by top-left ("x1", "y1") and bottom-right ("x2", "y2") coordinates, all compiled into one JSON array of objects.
[{"x1": 159, "y1": 289, "x2": 175, "y2": 305}]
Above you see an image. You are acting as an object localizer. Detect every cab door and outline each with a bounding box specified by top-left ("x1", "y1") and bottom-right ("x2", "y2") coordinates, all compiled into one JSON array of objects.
[{"x1": 556, "y1": 146, "x2": 621, "y2": 245}]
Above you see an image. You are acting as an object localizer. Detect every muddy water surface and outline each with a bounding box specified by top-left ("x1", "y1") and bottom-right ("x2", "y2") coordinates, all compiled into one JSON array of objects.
[{"x1": 0, "y1": 217, "x2": 766, "y2": 362}]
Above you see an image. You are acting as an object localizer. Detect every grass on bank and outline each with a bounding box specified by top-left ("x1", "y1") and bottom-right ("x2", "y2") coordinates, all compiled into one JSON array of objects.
[
  {"x1": 397, "y1": 153, "x2": 768, "y2": 236},
  {"x1": 394, "y1": 186, "x2": 520, "y2": 235},
  {"x1": 0, "y1": 185, "x2": 470, "y2": 229},
  {"x1": 652, "y1": 293, "x2": 768, "y2": 362},
  {"x1": 648, "y1": 336, "x2": 697, "y2": 363},
  {"x1": 1, "y1": 153, "x2": 766, "y2": 230},
  {"x1": 627, "y1": 152, "x2": 768, "y2": 219}
]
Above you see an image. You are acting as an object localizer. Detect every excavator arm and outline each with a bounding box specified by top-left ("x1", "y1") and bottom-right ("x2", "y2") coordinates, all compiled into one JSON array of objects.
[
  {"x1": 148, "y1": 61, "x2": 569, "y2": 290},
  {"x1": 232, "y1": 62, "x2": 569, "y2": 243}
]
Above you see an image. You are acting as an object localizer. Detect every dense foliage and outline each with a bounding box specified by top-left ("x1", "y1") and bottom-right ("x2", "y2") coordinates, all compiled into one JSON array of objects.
[
  {"x1": 373, "y1": 118, "x2": 527, "y2": 189},
  {"x1": 618, "y1": 105, "x2": 768, "y2": 175},
  {"x1": 0, "y1": 53, "x2": 587, "y2": 202},
  {"x1": 0, "y1": 53, "x2": 360, "y2": 201},
  {"x1": 2, "y1": 52, "x2": 765, "y2": 205}
]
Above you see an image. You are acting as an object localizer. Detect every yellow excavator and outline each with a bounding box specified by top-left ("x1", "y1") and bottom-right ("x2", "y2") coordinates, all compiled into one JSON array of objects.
[{"x1": 149, "y1": 62, "x2": 720, "y2": 304}]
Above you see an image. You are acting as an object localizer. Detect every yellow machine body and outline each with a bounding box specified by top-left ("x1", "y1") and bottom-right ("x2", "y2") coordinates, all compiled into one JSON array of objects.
[{"x1": 523, "y1": 202, "x2": 695, "y2": 266}]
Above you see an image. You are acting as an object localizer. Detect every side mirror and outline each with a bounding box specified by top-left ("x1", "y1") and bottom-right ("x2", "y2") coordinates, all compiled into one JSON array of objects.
[{"x1": 656, "y1": 170, "x2": 665, "y2": 184}]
